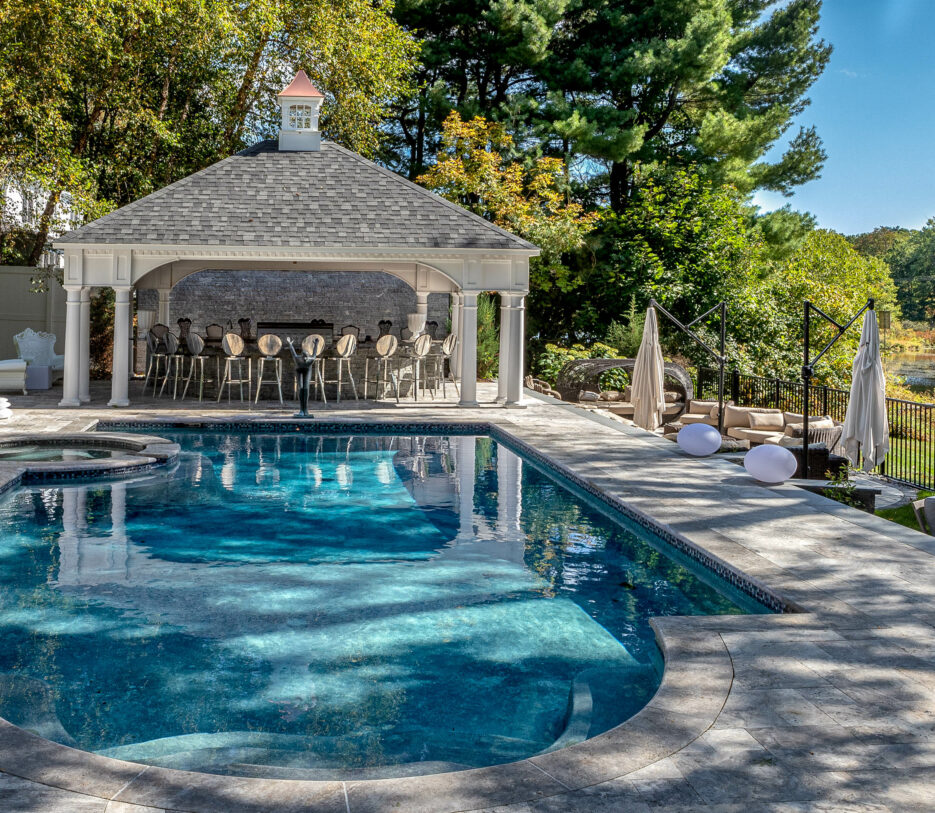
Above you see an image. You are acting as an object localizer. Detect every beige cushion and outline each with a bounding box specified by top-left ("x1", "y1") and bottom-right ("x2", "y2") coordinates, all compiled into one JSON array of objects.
[
  {"x1": 688, "y1": 399, "x2": 718, "y2": 415},
  {"x1": 664, "y1": 391, "x2": 680, "y2": 403},
  {"x1": 724, "y1": 405, "x2": 783, "y2": 429},
  {"x1": 748, "y1": 411, "x2": 784, "y2": 431},
  {"x1": 681, "y1": 413, "x2": 717, "y2": 426},
  {"x1": 727, "y1": 426, "x2": 785, "y2": 443},
  {"x1": 623, "y1": 386, "x2": 632, "y2": 402},
  {"x1": 783, "y1": 411, "x2": 804, "y2": 425},
  {"x1": 784, "y1": 416, "x2": 834, "y2": 437}
]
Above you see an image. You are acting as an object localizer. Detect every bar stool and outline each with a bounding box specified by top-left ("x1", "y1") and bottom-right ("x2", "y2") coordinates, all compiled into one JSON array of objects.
[
  {"x1": 364, "y1": 334, "x2": 399, "y2": 402},
  {"x1": 433, "y1": 333, "x2": 459, "y2": 398},
  {"x1": 158, "y1": 333, "x2": 185, "y2": 398},
  {"x1": 143, "y1": 324, "x2": 170, "y2": 394},
  {"x1": 254, "y1": 334, "x2": 284, "y2": 405},
  {"x1": 332, "y1": 333, "x2": 359, "y2": 402},
  {"x1": 299, "y1": 334, "x2": 328, "y2": 403},
  {"x1": 410, "y1": 333, "x2": 433, "y2": 401},
  {"x1": 216, "y1": 332, "x2": 250, "y2": 402},
  {"x1": 181, "y1": 333, "x2": 211, "y2": 401}
]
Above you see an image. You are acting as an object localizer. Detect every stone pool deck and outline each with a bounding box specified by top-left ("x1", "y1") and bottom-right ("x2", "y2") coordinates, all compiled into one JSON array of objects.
[{"x1": 0, "y1": 383, "x2": 933, "y2": 812}]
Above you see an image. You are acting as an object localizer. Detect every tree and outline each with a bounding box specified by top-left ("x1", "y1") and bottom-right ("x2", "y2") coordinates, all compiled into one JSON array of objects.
[
  {"x1": 849, "y1": 225, "x2": 912, "y2": 259},
  {"x1": 386, "y1": 0, "x2": 567, "y2": 178},
  {"x1": 418, "y1": 112, "x2": 599, "y2": 280},
  {"x1": 885, "y1": 219, "x2": 935, "y2": 322},
  {"x1": 738, "y1": 230, "x2": 900, "y2": 386},
  {"x1": 0, "y1": 0, "x2": 418, "y2": 263},
  {"x1": 541, "y1": 0, "x2": 831, "y2": 211}
]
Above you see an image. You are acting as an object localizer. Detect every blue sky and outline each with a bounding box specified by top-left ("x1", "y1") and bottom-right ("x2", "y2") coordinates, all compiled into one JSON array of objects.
[{"x1": 752, "y1": 0, "x2": 935, "y2": 235}]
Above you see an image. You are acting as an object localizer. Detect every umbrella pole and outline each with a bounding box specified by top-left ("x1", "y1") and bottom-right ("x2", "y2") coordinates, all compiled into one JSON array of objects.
[
  {"x1": 801, "y1": 297, "x2": 874, "y2": 480},
  {"x1": 648, "y1": 299, "x2": 728, "y2": 435}
]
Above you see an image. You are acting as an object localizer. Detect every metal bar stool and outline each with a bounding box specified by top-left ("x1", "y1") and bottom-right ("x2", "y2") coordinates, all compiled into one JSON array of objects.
[
  {"x1": 332, "y1": 333, "x2": 359, "y2": 402},
  {"x1": 254, "y1": 334, "x2": 284, "y2": 405},
  {"x1": 298, "y1": 334, "x2": 328, "y2": 403},
  {"x1": 216, "y1": 332, "x2": 250, "y2": 402},
  {"x1": 158, "y1": 333, "x2": 185, "y2": 399},
  {"x1": 432, "y1": 333, "x2": 459, "y2": 398},
  {"x1": 181, "y1": 333, "x2": 211, "y2": 401},
  {"x1": 410, "y1": 333, "x2": 433, "y2": 401},
  {"x1": 364, "y1": 334, "x2": 400, "y2": 402}
]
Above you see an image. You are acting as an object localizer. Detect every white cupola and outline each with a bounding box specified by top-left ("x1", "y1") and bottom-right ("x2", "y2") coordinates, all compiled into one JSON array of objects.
[{"x1": 277, "y1": 71, "x2": 324, "y2": 151}]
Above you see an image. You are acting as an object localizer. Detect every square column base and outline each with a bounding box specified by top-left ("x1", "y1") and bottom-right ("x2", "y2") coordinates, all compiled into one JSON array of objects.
[
  {"x1": 58, "y1": 398, "x2": 81, "y2": 407},
  {"x1": 108, "y1": 398, "x2": 130, "y2": 408}
]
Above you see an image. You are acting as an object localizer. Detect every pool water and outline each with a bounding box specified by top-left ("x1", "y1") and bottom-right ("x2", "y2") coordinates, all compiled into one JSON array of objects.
[
  {"x1": 0, "y1": 432, "x2": 766, "y2": 778},
  {"x1": 0, "y1": 446, "x2": 130, "y2": 462}
]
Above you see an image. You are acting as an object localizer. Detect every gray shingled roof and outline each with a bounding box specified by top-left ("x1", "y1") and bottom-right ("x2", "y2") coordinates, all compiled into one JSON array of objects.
[{"x1": 57, "y1": 140, "x2": 536, "y2": 252}]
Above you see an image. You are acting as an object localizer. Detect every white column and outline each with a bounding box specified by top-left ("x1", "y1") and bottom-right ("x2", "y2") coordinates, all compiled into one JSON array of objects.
[
  {"x1": 450, "y1": 293, "x2": 463, "y2": 377},
  {"x1": 415, "y1": 291, "x2": 429, "y2": 318},
  {"x1": 157, "y1": 288, "x2": 171, "y2": 326},
  {"x1": 506, "y1": 294, "x2": 526, "y2": 406},
  {"x1": 78, "y1": 288, "x2": 91, "y2": 403},
  {"x1": 456, "y1": 435, "x2": 476, "y2": 542},
  {"x1": 496, "y1": 445, "x2": 522, "y2": 544},
  {"x1": 59, "y1": 287, "x2": 82, "y2": 406},
  {"x1": 109, "y1": 287, "x2": 132, "y2": 407},
  {"x1": 459, "y1": 292, "x2": 478, "y2": 406},
  {"x1": 497, "y1": 292, "x2": 512, "y2": 403}
]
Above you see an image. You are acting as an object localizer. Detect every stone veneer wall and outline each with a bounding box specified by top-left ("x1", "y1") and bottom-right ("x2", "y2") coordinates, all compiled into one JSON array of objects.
[{"x1": 149, "y1": 269, "x2": 450, "y2": 340}]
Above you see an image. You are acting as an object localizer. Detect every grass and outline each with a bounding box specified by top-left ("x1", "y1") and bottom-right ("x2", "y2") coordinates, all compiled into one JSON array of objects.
[{"x1": 876, "y1": 490, "x2": 933, "y2": 531}]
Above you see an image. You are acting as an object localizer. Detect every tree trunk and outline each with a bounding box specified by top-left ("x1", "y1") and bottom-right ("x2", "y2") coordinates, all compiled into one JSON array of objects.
[
  {"x1": 28, "y1": 189, "x2": 62, "y2": 266},
  {"x1": 224, "y1": 34, "x2": 269, "y2": 152},
  {"x1": 609, "y1": 161, "x2": 630, "y2": 213}
]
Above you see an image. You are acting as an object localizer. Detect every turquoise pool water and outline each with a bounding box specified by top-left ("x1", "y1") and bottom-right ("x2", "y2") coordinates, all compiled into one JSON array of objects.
[{"x1": 0, "y1": 432, "x2": 766, "y2": 778}]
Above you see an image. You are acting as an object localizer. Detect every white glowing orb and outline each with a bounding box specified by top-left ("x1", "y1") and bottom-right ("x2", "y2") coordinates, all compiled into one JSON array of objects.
[
  {"x1": 677, "y1": 423, "x2": 721, "y2": 456},
  {"x1": 743, "y1": 444, "x2": 797, "y2": 483}
]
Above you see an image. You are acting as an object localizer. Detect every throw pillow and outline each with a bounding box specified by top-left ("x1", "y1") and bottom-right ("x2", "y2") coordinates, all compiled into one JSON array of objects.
[{"x1": 748, "y1": 411, "x2": 784, "y2": 431}]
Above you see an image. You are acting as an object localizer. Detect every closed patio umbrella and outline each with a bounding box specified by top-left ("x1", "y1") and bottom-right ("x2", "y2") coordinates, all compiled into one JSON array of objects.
[
  {"x1": 842, "y1": 309, "x2": 889, "y2": 471},
  {"x1": 632, "y1": 307, "x2": 666, "y2": 431}
]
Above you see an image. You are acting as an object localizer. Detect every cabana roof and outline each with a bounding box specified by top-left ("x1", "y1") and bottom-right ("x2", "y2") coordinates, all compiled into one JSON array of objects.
[{"x1": 57, "y1": 140, "x2": 536, "y2": 253}]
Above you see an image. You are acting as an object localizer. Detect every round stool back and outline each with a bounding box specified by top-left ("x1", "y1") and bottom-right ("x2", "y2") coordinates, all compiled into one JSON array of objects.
[
  {"x1": 413, "y1": 333, "x2": 432, "y2": 358},
  {"x1": 165, "y1": 333, "x2": 179, "y2": 354},
  {"x1": 441, "y1": 333, "x2": 458, "y2": 357},
  {"x1": 222, "y1": 332, "x2": 244, "y2": 357},
  {"x1": 375, "y1": 334, "x2": 398, "y2": 358},
  {"x1": 187, "y1": 333, "x2": 205, "y2": 355},
  {"x1": 301, "y1": 334, "x2": 326, "y2": 359},
  {"x1": 258, "y1": 334, "x2": 282, "y2": 357},
  {"x1": 336, "y1": 333, "x2": 358, "y2": 358}
]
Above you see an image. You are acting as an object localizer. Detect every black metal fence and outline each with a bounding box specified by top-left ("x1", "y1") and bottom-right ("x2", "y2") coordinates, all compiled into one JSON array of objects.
[{"x1": 697, "y1": 367, "x2": 935, "y2": 491}]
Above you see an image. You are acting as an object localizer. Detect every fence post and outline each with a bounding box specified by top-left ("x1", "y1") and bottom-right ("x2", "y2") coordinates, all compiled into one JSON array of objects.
[
  {"x1": 731, "y1": 369, "x2": 740, "y2": 404},
  {"x1": 821, "y1": 385, "x2": 828, "y2": 417},
  {"x1": 773, "y1": 378, "x2": 780, "y2": 409}
]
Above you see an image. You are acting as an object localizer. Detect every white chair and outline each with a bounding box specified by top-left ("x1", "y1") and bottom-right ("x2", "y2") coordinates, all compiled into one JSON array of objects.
[
  {"x1": 0, "y1": 361, "x2": 27, "y2": 395},
  {"x1": 13, "y1": 328, "x2": 64, "y2": 389},
  {"x1": 298, "y1": 334, "x2": 327, "y2": 403},
  {"x1": 410, "y1": 333, "x2": 433, "y2": 401},
  {"x1": 332, "y1": 333, "x2": 359, "y2": 402},
  {"x1": 254, "y1": 334, "x2": 284, "y2": 405},
  {"x1": 216, "y1": 332, "x2": 250, "y2": 402},
  {"x1": 181, "y1": 333, "x2": 211, "y2": 402},
  {"x1": 364, "y1": 334, "x2": 399, "y2": 402}
]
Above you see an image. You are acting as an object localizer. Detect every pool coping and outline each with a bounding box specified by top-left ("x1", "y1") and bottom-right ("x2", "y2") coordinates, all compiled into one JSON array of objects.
[
  {"x1": 0, "y1": 417, "x2": 793, "y2": 812},
  {"x1": 0, "y1": 431, "x2": 179, "y2": 487}
]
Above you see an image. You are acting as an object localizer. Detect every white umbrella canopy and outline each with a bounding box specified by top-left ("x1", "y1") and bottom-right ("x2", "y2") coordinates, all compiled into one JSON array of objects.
[
  {"x1": 632, "y1": 307, "x2": 666, "y2": 431},
  {"x1": 842, "y1": 309, "x2": 889, "y2": 471}
]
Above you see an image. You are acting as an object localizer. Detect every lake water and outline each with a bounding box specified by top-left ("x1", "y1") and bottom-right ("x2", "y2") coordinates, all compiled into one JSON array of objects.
[{"x1": 887, "y1": 352, "x2": 935, "y2": 394}]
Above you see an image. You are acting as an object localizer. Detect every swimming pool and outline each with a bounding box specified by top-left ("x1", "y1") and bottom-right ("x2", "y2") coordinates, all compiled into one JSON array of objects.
[{"x1": 0, "y1": 430, "x2": 768, "y2": 779}]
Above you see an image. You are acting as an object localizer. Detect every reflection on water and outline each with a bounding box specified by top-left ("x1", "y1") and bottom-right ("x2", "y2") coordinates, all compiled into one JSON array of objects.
[
  {"x1": 0, "y1": 433, "x2": 762, "y2": 779},
  {"x1": 887, "y1": 352, "x2": 935, "y2": 394}
]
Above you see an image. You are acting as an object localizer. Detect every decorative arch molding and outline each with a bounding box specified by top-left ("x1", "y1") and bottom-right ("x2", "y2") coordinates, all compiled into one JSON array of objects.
[{"x1": 60, "y1": 245, "x2": 530, "y2": 296}]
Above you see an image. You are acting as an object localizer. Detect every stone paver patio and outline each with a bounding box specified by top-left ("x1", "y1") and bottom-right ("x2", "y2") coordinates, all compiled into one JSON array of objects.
[{"x1": 0, "y1": 383, "x2": 933, "y2": 812}]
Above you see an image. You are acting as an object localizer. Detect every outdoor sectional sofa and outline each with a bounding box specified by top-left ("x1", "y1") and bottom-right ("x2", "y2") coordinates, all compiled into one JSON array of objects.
[{"x1": 681, "y1": 400, "x2": 842, "y2": 447}]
